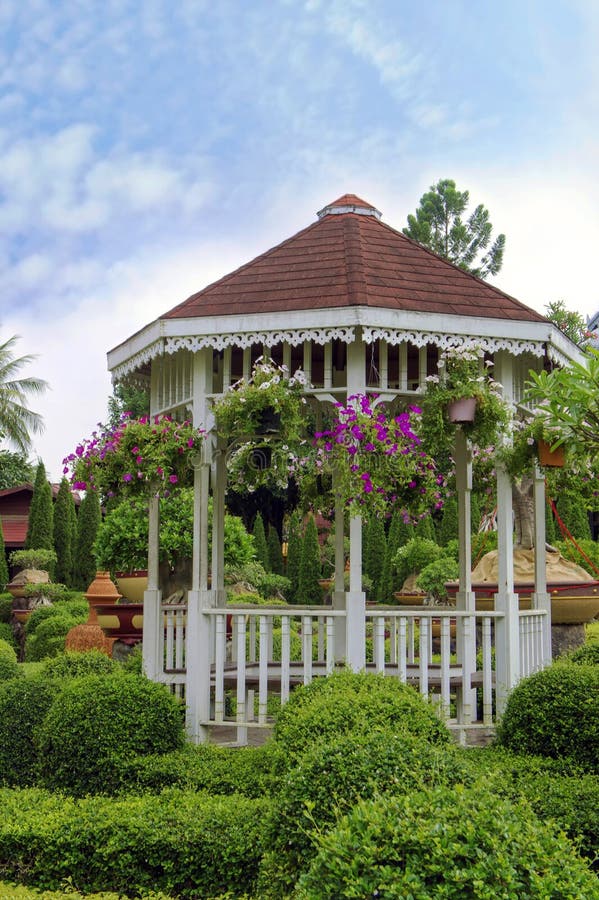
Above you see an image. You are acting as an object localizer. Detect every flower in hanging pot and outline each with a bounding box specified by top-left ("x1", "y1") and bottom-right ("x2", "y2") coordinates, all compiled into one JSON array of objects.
[
  {"x1": 495, "y1": 414, "x2": 569, "y2": 478},
  {"x1": 421, "y1": 344, "x2": 512, "y2": 453},
  {"x1": 63, "y1": 414, "x2": 205, "y2": 500},
  {"x1": 312, "y1": 394, "x2": 447, "y2": 519}
]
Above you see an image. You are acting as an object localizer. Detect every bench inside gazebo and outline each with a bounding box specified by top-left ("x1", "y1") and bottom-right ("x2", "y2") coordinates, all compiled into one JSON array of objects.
[{"x1": 107, "y1": 194, "x2": 583, "y2": 745}]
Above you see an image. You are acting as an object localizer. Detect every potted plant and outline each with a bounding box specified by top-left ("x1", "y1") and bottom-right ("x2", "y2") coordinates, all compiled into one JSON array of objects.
[
  {"x1": 392, "y1": 537, "x2": 443, "y2": 603},
  {"x1": 63, "y1": 413, "x2": 205, "y2": 501},
  {"x1": 6, "y1": 548, "x2": 57, "y2": 602},
  {"x1": 496, "y1": 415, "x2": 567, "y2": 478},
  {"x1": 213, "y1": 357, "x2": 309, "y2": 491},
  {"x1": 312, "y1": 394, "x2": 446, "y2": 519},
  {"x1": 421, "y1": 345, "x2": 512, "y2": 453},
  {"x1": 415, "y1": 556, "x2": 460, "y2": 604}
]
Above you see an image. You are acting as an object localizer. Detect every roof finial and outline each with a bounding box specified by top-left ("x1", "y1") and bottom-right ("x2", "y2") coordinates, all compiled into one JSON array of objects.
[{"x1": 317, "y1": 194, "x2": 382, "y2": 220}]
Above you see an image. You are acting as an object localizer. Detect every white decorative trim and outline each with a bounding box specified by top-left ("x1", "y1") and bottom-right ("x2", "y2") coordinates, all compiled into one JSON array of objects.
[
  {"x1": 317, "y1": 202, "x2": 381, "y2": 219},
  {"x1": 546, "y1": 345, "x2": 573, "y2": 368},
  {"x1": 112, "y1": 340, "x2": 164, "y2": 380},
  {"x1": 362, "y1": 328, "x2": 546, "y2": 358},
  {"x1": 164, "y1": 327, "x2": 356, "y2": 354}
]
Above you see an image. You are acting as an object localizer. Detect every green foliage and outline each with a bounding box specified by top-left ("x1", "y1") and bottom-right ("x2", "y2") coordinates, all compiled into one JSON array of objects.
[
  {"x1": 118, "y1": 742, "x2": 280, "y2": 798},
  {"x1": 260, "y1": 730, "x2": 472, "y2": 897},
  {"x1": 36, "y1": 673, "x2": 186, "y2": 796},
  {"x1": 555, "y1": 487, "x2": 592, "y2": 540},
  {"x1": 0, "y1": 638, "x2": 19, "y2": 681},
  {"x1": 273, "y1": 671, "x2": 450, "y2": 761},
  {"x1": 0, "y1": 334, "x2": 48, "y2": 455},
  {"x1": 496, "y1": 663, "x2": 599, "y2": 772},
  {"x1": 24, "y1": 602, "x2": 88, "y2": 662},
  {"x1": 365, "y1": 514, "x2": 386, "y2": 601},
  {"x1": 403, "y1": 178, "x2": 506, "y2": 278},
  {"x1": 22, "y1": 582, "x2": 69, "y2": 602},
  {"x1": 0, "y1": 593, "x2": 12, "y2": 621},
  {"x1": 295, "y1": 783, "x2": 597, "y2": 899},
  {"x1": 0, "y1": 786, "x2": 268, "y2": 898},
  {"x1": 107, "y1": 380, "x2": 150, "y2": 428},
  {"x1": 546, "y1": 299, "x2": 597, "y2": 349},
  {"x1": 0, "y1": 520, "x2": 7, "y2": 591},
  {"x1": 0, "y1": 450, "x2": 34, "y2": 490},
  {"x1": 10, "y1": 548, "x2": 57, "y2": 572},
  {"x1": 24, "y1": 597, "x2": 88, "y2": 636},
  {"x1": 267, "y1": 525, "x2": 284, "y2": 574},
  {"x1": 251, "y1": 513, "x2": 269, "y2": 571},
  {"x1": 554, "y1": 538, "x2": 599, "y2": 578},
  {"x1": 25, "y1": 461, "x2": 54, "y2": 553},
  {"x1": 393, "y1": 537, "x2": 441, "y2": 587},
  {"x1": 0, "y1": 882, "x2": 135, "y2": 899},
  {"x1": 52, "y1": 478, "x2": 75, "y2": 586},
  {"x1": 437, "y1": 495, "x2": 458, "y2": 545},
  {"x1": 284, "y1": 510, "x2": 302, "y2": 603},
  {"x1": 73, "y1": 488, "x2": 101, "y2": 590},
  {"x1": 565, "y1": 640, "x2": 599, "y2": 666},
  {"x1": 0, "y1": 622, "x2": 17, "y2": 653},
  {"x1": 296, "y1": 513, "x2": 321, "y2": 604},
  {"x1": 39, "y1": 650, "x2": 118, "y2": 680},
  {"x1": 0, "y1": 677, "x2": 63, "y2": 786},
  {"x1": 378, "y1": 510, "x2": 402, "y2": 601},
  {"x1": 415, "y1": 556, "x2": 459, "y2": 602}
]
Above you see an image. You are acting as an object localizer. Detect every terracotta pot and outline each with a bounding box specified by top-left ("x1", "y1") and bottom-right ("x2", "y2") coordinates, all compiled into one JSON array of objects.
[
  {"x1": 12, "y1": 608, "x2": 32, "y2": 624},
  {"x1": 447, "y1": 397, "x2": 477, "y2": 424},
  {"x1": 85, "y1": 571, "x2": 121, "y2": 624},
  {"x1": 537, "y1": 439, "x2": 565, "y2": 467},
  {"x1": 115, "y1": 570, "x2": 148, "y2": 603}
]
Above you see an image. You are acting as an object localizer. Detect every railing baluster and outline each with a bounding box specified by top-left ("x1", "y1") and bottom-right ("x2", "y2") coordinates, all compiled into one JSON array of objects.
[
  {"x1": 326, "y1": 615, "x2": 334, "y2": 674},
  {"x1": 482, "y1": 616, "x2": 493, "y2": 726},
  {"x1": 236, "y1": 614, "x2": 247, "y2": 745},
  {"x1": 302, "y1": 615, "x2": 313, "y2": 685},
  {"x1": 258, "y1": 615, "x2": 268, "y2": 724},
  {"x1": 374, "y1": 615, "x2": 385, "y2": 673},
  {"x1": 418, "y1": 616, "x2": 429, "y2": 697},
  {"x1": 281, "y1": 615, "x2": 291, "y2": 704},
  {"x1": 214, "y1": 613, "x2": 226, "y2": 722},
  {"x1": 440, "y1": 616, "x2": 451, "y2": 719}
]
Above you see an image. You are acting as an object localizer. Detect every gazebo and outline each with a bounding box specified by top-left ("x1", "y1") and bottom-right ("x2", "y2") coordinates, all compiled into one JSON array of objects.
[{"x1": 107, "y1": 194, "x2": 583, "y2": 744}]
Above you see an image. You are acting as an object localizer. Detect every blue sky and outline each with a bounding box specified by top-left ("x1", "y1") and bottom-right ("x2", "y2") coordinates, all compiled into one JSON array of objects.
[{"x1": 2, "y1": 0, "x2": 598, "y2": 478}]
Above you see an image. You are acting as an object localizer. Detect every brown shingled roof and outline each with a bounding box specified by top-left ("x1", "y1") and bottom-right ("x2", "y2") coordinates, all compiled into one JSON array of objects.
[{"x1": 163, "y1": 195, "x2": 546, "y2": 324}]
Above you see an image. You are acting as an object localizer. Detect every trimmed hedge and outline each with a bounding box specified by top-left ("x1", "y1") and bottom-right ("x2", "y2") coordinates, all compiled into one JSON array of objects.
[
  {"x1": 24, "y1": 600, "x2": 88, "y2": 662},
  {"x1": 295, "y1": 783, "x2": 599, "y2": 899},
  {"x1": 0, "y1": 677, "x2": 63, "y2": 786},
  {"x1": 37, "y1": 674, "x2": 186, "y2": 796},
  {"x1": 0, "y1": 787, "x2": 268, "y2": 898},
  {"x1": 39, "y1": 650, "x2": 118, "y2": 680},
  {"x1": 0, "y1": 622, "x2": 17, "y2": 653},
  {"x1": 118, "y1": 741, "x2": 281, "y2": 798},
  {"x1": 0, "y1": 594, "x2": 13, "y2": 623},
  {"x1": 496, "y1": 663, "x2": 599, "y2": 772},
  {"x1": 259, "y1": 729, "x2": 473, "y2": 898},
  {"x1": 273, "y1": 670, "x2": 450, "y2": 760},
  {"x1": 566, "y1": 640, "x2": 599, "y2": 666},
  {"x1": 0, "y1": 639, "x2": 19, "y2": 682}
]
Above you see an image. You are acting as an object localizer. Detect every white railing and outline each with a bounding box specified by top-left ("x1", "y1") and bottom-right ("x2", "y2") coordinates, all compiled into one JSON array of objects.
[{"x1": 158, "y1": 601, "x2": 548, "y2": 739}]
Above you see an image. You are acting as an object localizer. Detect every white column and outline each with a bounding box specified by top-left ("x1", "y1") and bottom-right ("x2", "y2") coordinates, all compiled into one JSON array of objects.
[
  {"x1": 142, "y1": 491, "x2": 162, "y2": 681},
  {"x1": 493, "y1": 351, "x2": 519, "y2": 713},
  {"x1": 532, "y1": 462, "x2": 551, "y2": 665},
  {"x1": 332, "y1": 472, "x2": 347, "y2": 662},
  {"x1": 453, "y1": 429, "x2": 476, "y2": 722},
  {"x1": 212, "y1": 449, "x2": 227, "y2": 606},
  {"x1": 345, "y1": 336, "x2": 366, "y2": 671},
  {"x1": 186, "y1": 349, "x2": 215, "y2": 743}
]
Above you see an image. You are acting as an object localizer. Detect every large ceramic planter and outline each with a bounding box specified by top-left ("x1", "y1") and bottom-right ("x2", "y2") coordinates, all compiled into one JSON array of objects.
[
  {"x1": 446, "y1": 580, "x2": 599, "y2": 624},
  {"x1": 6, "y1": 568, "x2": 49, "y2": 599},
  {"x1": 85, "y1": 570, "x2": 121, "y2": 624},
  {"x1": 392, "y1": 592, "x2": 427, "y2": 607},
  {"x1": 115, "y1": 570, "x2": 148, "y2": 603},
  {"x1": 96, "y1": 602, "x2": 144, "y2": 643}
]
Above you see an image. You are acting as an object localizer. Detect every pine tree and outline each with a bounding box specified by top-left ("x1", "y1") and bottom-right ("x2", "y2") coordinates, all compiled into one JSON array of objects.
[
  {"x1": 415, "y1": 514, "x2": 435, "y2": 541},
  {"x1": 470, "y1": 493, "x2": 482, "y2": 535},
  {"x1": 252, "y1": 513, "x2": 270, "y2": 571},
  {"x1": 267, "y1": 525, "x2": 284, "y2": 574},
  {"x1": 556, "y1": 489, "x2": 591, "y2": 541},
  {"x1": 379, "y1": 510, "x2": 402, "y2": 602},
  {"x1": 437, "y1": 497, "x2": 458, "y2": 546},
  {"x1": 25, "y1": 460, "x2": 54, "y2": 551},
  {"x1": 53, "y1": 478, "x2": 76, "y2": 586},
  {"x1": 0, "y1": 516, "x2": 8, "y2": 589},
  {"x1": 285, "y1": 511, "x2": 302, "y2": 603},
  {"x1": 297, "y1": 513, "x2": 322, "y2": 604},
  {"x1": 73, "y1": 489, "x2": 101, "y2": 591},
  {"x1": 366, "y1": 515, "x2": 386, "y2": 601}
]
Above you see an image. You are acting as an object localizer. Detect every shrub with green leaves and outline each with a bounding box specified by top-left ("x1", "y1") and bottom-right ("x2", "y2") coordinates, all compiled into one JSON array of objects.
[
  {"x1": 0, "y1": 593, "x2": 13, "y2": 622},
  {"x1": 496, "y1": 663, "x2": 599, "y2": 772},
  {"x1": 24, "y1": 607, "x2": 87, "y2": 662},
  {"x1": 273, "y1": 671, "x2": 450, "y2": 761},
  {"x1": 0, "y1": 639, "x2": 20, "y2": 682},
  {"x1": 259, "y1": 730, "x2": 472, "y2": 898},
  {"x1": 37, "y1": 673, "x2": 186, "y2": 796},
  {"x1": 295, "y1": 783, "x2": 599, "y2": 899},
  {"x1": 0, "y1": 786, "x2": 268, "y2": 898},
  {"x1": 39, "y1": 650, "x2": 118, "y2": 680},
  {"x1": 0, "y1": 677, "x2": 63, "y2": 786},
  {"x1": 565, "y1": 640, "x2": 599, "y2": 666},
  {"x1": 0, "y1": 622, "x2": 17, "y2": 653}
]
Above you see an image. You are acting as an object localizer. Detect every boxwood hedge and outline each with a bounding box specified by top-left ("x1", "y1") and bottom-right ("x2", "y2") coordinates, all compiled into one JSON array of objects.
[{"x1": 0, "y1": 677, "x2": 63, "y2": 786}]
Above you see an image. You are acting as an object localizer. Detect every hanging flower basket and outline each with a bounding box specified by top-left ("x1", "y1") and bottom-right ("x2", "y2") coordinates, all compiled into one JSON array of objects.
[
  {"x1": 537, "y1": 438, "x2": 565, "y2": 467},
  {"x1": 447, "y1": 397, "x2": 477, "y2": 424},
  {"x1": 255, "y1": 407, "x2": 282, "y2": 435}
]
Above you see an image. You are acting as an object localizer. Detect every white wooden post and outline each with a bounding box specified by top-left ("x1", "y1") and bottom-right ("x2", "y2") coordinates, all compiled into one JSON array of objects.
[
  {"x1": 453, "y1": 429, "x2": 476, "y2": 722},
  {"x1": 186, "y1": 348, "x2": 214, "y2": 743},
  {"x1": 345, "y1": 336, "x2": 366, "y2": 671},
  {"x1": 142, "y1": 491, "x2": 162, "y2": 680},
  {"x1": 494, "y1": 352, "x2": 519, "y2": 713},
  {"x1": 532, "y1": 462, "x2": 551, "y2": 665},
  {"x1": 332, "y1": 473, "x2": 347, "y2": 662}
]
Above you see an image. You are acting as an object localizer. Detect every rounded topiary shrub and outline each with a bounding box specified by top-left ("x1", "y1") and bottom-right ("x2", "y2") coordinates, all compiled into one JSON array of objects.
[
  {"x1": 0, "y1": 638, "x2": 20, "y2": 681},
  {"x1": 37, "y1": 673, "x2": 186, "y2": 796},
  {"x1": 273, "y1": 671, "x2": 450, "y2": 760},
  {"x1": 0, "y1": 676, "x2": 63, "y2": 786},
  {"x1": 0, "y1": 621, "x2": 17, "y2": 653},
  {"x1": 39, "y1": 649, "x2": 118, "y2": 680},
  {"x1": 259, "y1": 729, "x2": 471, "y2": 898},
  {"x1": 295, "y1": 784, "x2": 599, "y2": 899},
  {"x1": 566, "y1": 640, "x2": 599, "y2": 666},
  {"x1": 496, "y1": 663, "x2": 599, "y2": 772}
]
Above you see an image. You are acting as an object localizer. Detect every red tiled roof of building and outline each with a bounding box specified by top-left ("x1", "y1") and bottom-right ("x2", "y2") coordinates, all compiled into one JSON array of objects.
[{"x1": 163, "y1": 196, "x2": 546, "y2": 324}]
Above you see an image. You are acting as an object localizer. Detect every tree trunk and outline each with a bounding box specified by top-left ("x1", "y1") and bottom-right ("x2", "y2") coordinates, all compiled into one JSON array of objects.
[{"x1": 512, "y1": 476, "x2": 535, "y2": 550}]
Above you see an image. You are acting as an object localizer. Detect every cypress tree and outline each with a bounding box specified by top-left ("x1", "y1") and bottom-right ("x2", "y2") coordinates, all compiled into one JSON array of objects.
[
  {"x1": 54, "y1": 478, "x2": 76, "y2": 586},
  {"x1": 252, "y1": 513, "x2": 270, "y2": 571},
  {"x1": 470, "y1": 493, "x2": 482, "y2": 535},
  {"x1": 285, "y1": 511, "x2": 302, "y2": 603},
  {"x1": 415, "y1": 513, "x2": 435, "y2": 541},
  {"x1": 379, "y1": 510, "x2": 402, "y2": 602},
  {"x1": 556, "y1": 488, "x2": 591, "y2": 541},
  {"x1": 73, "y1": 489, "x2": 101, "y2": 591},
  {"x1": 366, "y1": 515, "x2": 386, "y2": 601},
  {"x1": 267, "y1": 525, "x2": 284, "y2": 575},
  {"x1": 25, "y1": 460, "x2": 54, "y2": 551},
  {"x1": 0, "y1": 516, "x2": 8, "y2": 589},
  {"x1": 297, "y1": 513, "x2": 322, "y2": 604},
  {"x1": 437, "y1": 497, "x2": 458, "y2": 546}
]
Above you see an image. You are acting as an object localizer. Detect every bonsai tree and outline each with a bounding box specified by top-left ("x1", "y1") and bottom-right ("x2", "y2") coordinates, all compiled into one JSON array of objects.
[
  {"x1": 394, "y1": 538, "x2": 442, "y2": 593},
  {"x1": 416, "y1": 557, "x2": 460, "y2": 604},
  {"x1": 10, "y1": 548, "x2": 57, "y2": 573}
]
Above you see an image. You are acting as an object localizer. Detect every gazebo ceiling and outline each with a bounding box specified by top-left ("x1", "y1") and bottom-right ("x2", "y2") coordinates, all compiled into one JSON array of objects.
[{"x1": 109, "y1": 195, "x2": 580, "y2": 380}]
